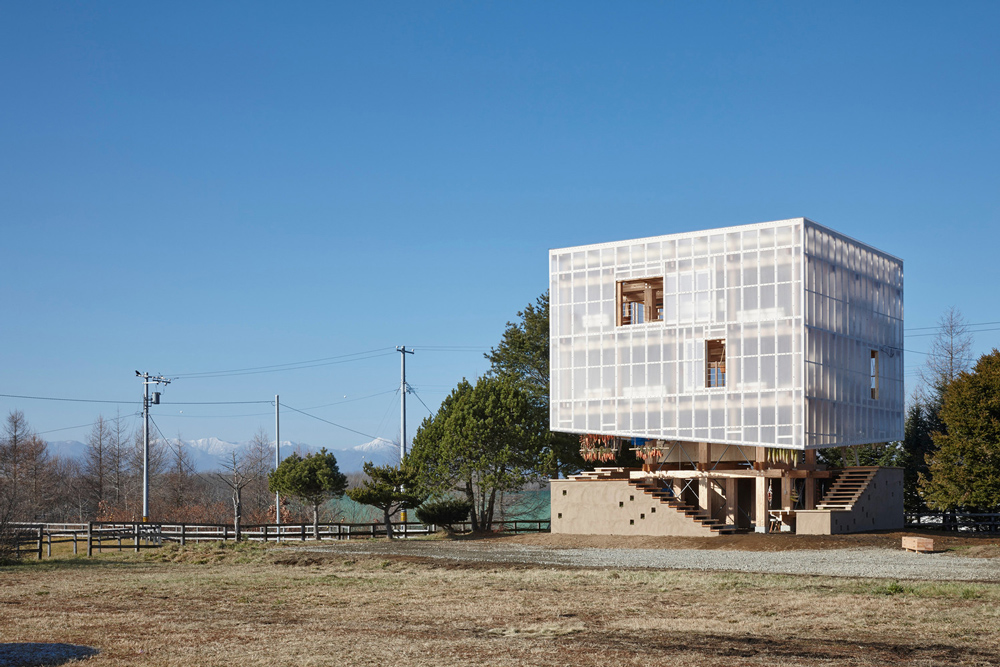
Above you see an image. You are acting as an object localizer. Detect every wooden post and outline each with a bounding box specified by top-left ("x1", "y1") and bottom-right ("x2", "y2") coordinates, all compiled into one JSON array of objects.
[
  {"x1": 780, "y1": 475, "x2": 793, "y2": 511},
  {"x1": 301, "y1": 523, "x2": 306, "y2": 541},
  {"x1": 73, "y1": 531, "x2": 78, "y2": 555},
  {"x1": 698, "y1": 477, "x2": 710, "y2": 513},
  {"x1": 47, "y1": 531, "x2": 52, "y2": 558},
  {"x1": 180, "y1": 524, "x2": 186, "y2": 546},
  {"x1": 262, "y1": 525, "x2": 268, "y2": 543},
  {"x1": 134, "y1": 524, "x2": 140, "y2": 553},
  {"x1": 37, "y1": 527, "x2": 43, "y2": 560},
  {"x1": 804, "y1": 476, "x2": 816, "y2": 510},
  {"x1": 87, "y1": 522, "x2": 93, "y2": 557},
  {"x1": 724, "y1": 478, "x2": 738, "y2": 527},
  {"x1": 755, "y1": 476, "x2": 768, "y2": 533}
]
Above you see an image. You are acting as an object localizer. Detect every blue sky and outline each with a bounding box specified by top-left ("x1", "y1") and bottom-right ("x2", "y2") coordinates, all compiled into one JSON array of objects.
[{"x1": 2, "y1": 2, "x2": 998, "y2": 449}]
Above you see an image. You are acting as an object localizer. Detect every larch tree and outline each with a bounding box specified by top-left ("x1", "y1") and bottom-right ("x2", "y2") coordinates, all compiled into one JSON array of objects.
[{"x1": 214, "y1": 430, "x2": 271, "y2": 540}]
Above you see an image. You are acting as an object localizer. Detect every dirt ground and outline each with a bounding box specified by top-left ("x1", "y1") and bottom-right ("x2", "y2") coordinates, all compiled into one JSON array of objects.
[
  {"x1": 2, "y1": 541, "x2": 1000, "y2": 667},
  {"x1": 496, "y1": 529, "x2": 1000, "y2": 556}
]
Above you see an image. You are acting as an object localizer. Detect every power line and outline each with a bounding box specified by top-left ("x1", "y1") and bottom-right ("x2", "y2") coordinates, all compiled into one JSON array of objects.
[
  {"x1": 161, "y1": 400, "x2": 273, "y2": 405},
  {"x1": 280, "y1": 403, "x2": 378, "y2": 440},
  {"x1": 166, "y1": 348, "x2": 396, "y2": 379},
  {"x1": 408, "y1": 387, "x2": 436, "y2": 416},
  {"x1": 0, "y1": 392, "x2": 136, "y2": 405},
  {"x1": 37, "y1": 413, "x2": 140, "y2": 436},
  {"x1": 906, "y1": 320, "x2": 1000, "y2": 332},
  {"x1": 906, "y1": 326, "x2": 1000, "y2": 338}
]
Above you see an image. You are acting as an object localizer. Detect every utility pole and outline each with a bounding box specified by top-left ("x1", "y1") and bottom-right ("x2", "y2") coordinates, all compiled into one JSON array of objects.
[
  {"x1": 136, "y1": 371, "x2": 171, "y2": 523},
  {"x1": 397, "y1": 346, "x2": 414, "y2": 459},
  {"x1": 275, "y1": 394, "x2": 280, "y2": 529},
  {"x1": 397, "y1": 346, "x2": 414, "y2": 523}
]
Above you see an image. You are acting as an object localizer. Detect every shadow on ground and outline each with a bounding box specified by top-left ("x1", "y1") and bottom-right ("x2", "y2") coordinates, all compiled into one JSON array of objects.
[{"x1": 0, "y1": 643, "x2": 99, "y2": 666}]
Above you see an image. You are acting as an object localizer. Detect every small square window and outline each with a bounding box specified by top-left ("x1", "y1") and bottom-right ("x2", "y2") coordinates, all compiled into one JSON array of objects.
[
  {"x1": 557, "y1": 513, "x2": 562, "y2": 519},
  {"x1": 562, "y1": 489, "x2": 567, "y2": 496},
  {"x1": 617, "y1": 277, "x2": 664, "y2": 326},
  {"x1": 651, "y1": 507, "x2": 656, "y2": 513},
  {"x1": 629, "y1": 495, "x2": 634, "y2": 501},
  {"x1": 629, "y1": 519, "x2": 635, "y2": 525},
  {"x1": 706, "y1": 339, "x2": 726, "y2": 387},
  {"x1": 640, "y1": 513, "x2": 645, "y2": 519},
  {"x1": 619, "y1": 501, "x2": 624, "y2": 507}
]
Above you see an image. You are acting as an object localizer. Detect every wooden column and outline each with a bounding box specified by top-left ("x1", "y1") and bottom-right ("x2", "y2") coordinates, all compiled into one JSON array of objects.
[
  {"x1": 781, "y1": 475, "x2": 793, "y2": 511},
  {"x1": 698, "y1": 477, "x2": 711, "y2": 513},
  {"x1": 724, "y1": 478, "x2": 738, "y2": 527},
  {"x1": 755, "y1": 476, "x2": 769, "y2": 533}
]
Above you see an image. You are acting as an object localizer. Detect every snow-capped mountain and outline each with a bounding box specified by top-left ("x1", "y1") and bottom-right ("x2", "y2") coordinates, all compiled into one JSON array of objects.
[{"x1": 44, "y1": 436, "x2": 399, "y2": 472}]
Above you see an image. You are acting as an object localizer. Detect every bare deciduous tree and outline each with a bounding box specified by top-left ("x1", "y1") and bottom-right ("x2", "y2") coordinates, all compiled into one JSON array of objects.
[
  {"x1": 214, "y1": 428, "x2": 271, "y2": 540},
  {"x1": 918, "y1": 306, "x2": 974, "y2": 411}
]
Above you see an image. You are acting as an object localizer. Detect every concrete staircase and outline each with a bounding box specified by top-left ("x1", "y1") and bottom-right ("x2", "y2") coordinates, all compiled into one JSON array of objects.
[
  {"x1": 629, "y1": 478, "x2": 738, "y2": 535},
  {"x1": 817, "y1": 467, "x2": 879, "y2": 510},
  {"x1": 569, "y1": 467, "x2": 632, "y2": 481}
]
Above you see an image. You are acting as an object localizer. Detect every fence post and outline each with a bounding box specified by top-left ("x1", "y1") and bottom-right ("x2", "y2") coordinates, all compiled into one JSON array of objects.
[
  {"x1": 180, "y1": 524, "x2": 186, "y2": 547},
  {"x1": 36, "y1": 527, "x2": 43, "y2": 560},
  {"x1": 134, "y1": 524, "x2": 140, "y2": 553},
  {"x1": 301, "y1": 523, "x2": 306, "y2": 541},
  {"x1": 86, "y1": 523, "x2": 93, "y2": 557},
  {"x1": 47, "y1": 531, "x2": 52, "y2": 558},
  {"x1": 73, "y1": 530, "x2": 78, "y2": 555}
]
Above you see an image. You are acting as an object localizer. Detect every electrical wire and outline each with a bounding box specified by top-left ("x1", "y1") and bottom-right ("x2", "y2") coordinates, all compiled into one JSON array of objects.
[
  {"x1": 0, "y1": 393, "x2": 137, "y2": 405},
  {"x1": 280, "y1": 403, "x2": 378, "y2": 440},
  {"x1": 906, "y1": 320, "x2": 1000, "y2": 332},
  {"x1": 408, "y1": 388, "x2": 437, "y2": 416},
  {"x1": 165, "y1": 348, "x2": 396, "y2": 379},
  {"x1": 906, "y1": 326, "x2": 1000, "y2": 338},
  {"x1": 37, "y1": 412, "x2": 141, "y2": 436}
]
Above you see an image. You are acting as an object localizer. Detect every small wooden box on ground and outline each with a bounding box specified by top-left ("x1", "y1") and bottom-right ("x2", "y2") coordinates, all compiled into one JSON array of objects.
[{"x1": 902, "y1": 536, "x2": 934, "y2": 553}]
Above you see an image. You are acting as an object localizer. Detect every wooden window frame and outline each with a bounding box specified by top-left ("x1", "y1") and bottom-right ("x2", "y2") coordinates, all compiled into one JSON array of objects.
[
  {"x1": 870, "y1": 350, "x2": 879, "y2": 400},
  {"x1": 706, "y1": 339, "x2": 726, "y2": 388},
  {"x1": 616, "y1": 277, "x2": 664, "y2": 326}
]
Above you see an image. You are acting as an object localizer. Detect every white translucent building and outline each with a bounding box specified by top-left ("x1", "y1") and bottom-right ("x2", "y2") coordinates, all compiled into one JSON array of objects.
[{"x1": 549, "y1": 218, "x2": 904, "y2": 451}]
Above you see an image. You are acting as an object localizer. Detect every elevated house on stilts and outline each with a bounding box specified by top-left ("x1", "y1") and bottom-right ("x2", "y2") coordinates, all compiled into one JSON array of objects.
[{"x1": 549, "y1": 219, "x2": 904, "y2": 535}]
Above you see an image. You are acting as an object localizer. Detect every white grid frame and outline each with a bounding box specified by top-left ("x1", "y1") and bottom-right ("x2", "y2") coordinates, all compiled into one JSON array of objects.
[{"x1": 549, "y1": 218, "x2": 904, "y2": 451}]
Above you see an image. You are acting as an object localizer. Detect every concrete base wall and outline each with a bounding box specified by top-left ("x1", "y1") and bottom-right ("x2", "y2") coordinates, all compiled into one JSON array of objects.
[
  {"x1": 551, "y1": 479, "x2": 716, "y2": 537},
  {"x1": 797, "y1": 467, "x2": 904, "y2": 535}
]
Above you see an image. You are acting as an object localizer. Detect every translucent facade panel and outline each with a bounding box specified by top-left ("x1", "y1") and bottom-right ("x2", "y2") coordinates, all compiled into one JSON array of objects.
[
  {"x1": 550, "y1": 218, "x2": 901, "y2": 450},
  {"x1": 803, "y1": 222, "x2": 904, "y2": 447}
]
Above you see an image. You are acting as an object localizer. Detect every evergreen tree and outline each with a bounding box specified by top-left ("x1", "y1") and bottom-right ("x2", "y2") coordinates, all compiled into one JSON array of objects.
[
  {"x1": 899, "y1": 398, "x2": 935, "y2": 511},
  {"x1": 269, "y1": 449, "x2": 348, "y2": 537},
  {"x1": 346, "y1": 462, "x2": 425, "y2": 539},
  {"x1": 409, "y1": 375, "x2": 545, "y2": 531},
  {"x1": 485, "y1": 291, "x2": 584, "y2": 478},
  {"x1": 921, "y1": 350, "x2": 1000, "y2": 511}
]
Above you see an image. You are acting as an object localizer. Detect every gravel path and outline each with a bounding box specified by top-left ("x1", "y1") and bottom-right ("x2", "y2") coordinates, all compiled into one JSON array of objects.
[{"x1": 312, "y1": 539, "x2": 1000, "y2": 582}]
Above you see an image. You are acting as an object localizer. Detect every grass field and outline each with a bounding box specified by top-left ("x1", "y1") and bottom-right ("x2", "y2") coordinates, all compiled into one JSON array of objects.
[{"x1": 3, "y1": 541, "x2": 1000, "y2": 666}]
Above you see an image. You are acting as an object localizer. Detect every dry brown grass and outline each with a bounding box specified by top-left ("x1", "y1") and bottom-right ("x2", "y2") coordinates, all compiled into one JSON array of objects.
[{"x1": 2, "y1": 541, "x2": 999, "y2": 666}]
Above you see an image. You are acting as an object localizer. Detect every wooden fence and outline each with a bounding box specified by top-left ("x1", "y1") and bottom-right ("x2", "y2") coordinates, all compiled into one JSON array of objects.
[
  {"x1": 7, "y1": 519, "x2": 550, "y2": 558},
  {"x1": 905, "y1": 512, "x2": 1000, "y2": 532}
]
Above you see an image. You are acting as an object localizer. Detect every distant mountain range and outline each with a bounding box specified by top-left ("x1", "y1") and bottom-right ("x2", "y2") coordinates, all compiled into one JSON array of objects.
[{"x1": 45, "y1": 436, "x2": 400, "y2": 473}]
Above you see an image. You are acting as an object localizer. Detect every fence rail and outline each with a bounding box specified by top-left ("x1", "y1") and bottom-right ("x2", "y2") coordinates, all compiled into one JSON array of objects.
[
  {"x1": 7, "y1": 519, "x2": 550, "y2": 558},
  {"x1": 905, "y1": 512, "x2": 1000, "y2": 532}
]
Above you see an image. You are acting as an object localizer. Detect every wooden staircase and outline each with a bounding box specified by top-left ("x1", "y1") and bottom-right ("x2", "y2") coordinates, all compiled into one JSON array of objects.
[
  {"x1": 816, "y1": 467, "x2": 879, "y2": 510},
  {"x1": 629, "y1": 478, "x2": 738, "y2": 535}
]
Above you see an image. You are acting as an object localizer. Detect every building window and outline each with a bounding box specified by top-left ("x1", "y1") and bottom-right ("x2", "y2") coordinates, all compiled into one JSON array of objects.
[
  {"x1": 616, "y1": 277, "x2": 664, "y2": 326},
  {"x1": 870, "y1": 350, "x2": 879, "y2": 400},
  {"x1": 706, "y1": 339, "x2": 726, "y2": 387}
]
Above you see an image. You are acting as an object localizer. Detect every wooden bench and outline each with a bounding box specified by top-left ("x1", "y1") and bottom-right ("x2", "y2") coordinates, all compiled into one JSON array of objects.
[{"x1": 902, "y1": 536, "x2": 934, "y2": 553}]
